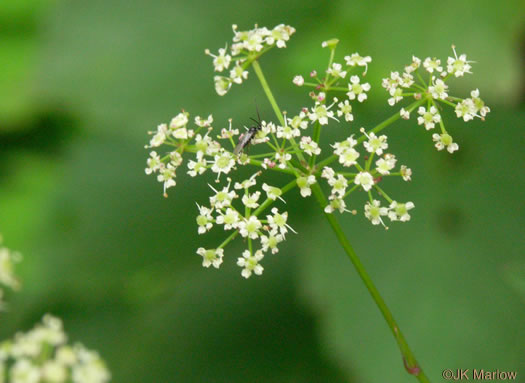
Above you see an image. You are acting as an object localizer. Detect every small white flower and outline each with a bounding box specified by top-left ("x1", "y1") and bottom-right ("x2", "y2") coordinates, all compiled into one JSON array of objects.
[
  {"x1": 337, "y1": 147, "x2": 360, "y2": 167},
  {"x1": 195, "y1": 134, "x2": 220, "y2": 156},
  {"x1": 432, "y1": 133, "x2": 459, "y2": 153},
  {"x1": 230, "y1": 63, "x2": 249, "y2": 84},
  {"x1": 300, "y1": 136, "x2": 321, "y2": 156},
  {"x1": 266, "y1": 24, "x2": 295, "y2": 48},
  {"x1": 242, "y1": 191, "x2": 261, "y2": 209},
  {"x1": 344, "y1": 53, "x2": 372, "y2": 74},
  {"x1": 216, "y1": 208, "x2": 241, "y2": 230},
  {"x1": 237, "y1": 250, "x2": 264, "y2": 279},
  {"x1": 293, "y1": 75, "x2": 304, "y2": 86},
  {"x1": 145, "y1": 151, "x2": 162, "y2": 175},
  {"x1": 347, "y1": 75, "x2": 371, "y2": 102},
  {"x1": 321, "y1": 167, "x2": 336, "y2": 183},
  {"x1": 288, "y1": 111, "x2": 309, "y2": 130},
  {"x1": 388, "y1": 201, "x2": 415, "y2": 222},
  {"x1": 375, "y1": 154, "x2": 397, "y2": 175},
  {"x1": 417, "y1": 106, "x2": 441, "y2": 130},
  {"x1": 337, "y1": 100, "x2": 354, "y2": 122},
  {"x1": 149, "y1": 123, "x2": 168, "y2": 147},
  {"x1": 276, "y1": 123, "x2": 300, "y2": 140},
  {"x1": 382, "y1": 71, "x2": 400, "y2": 92},
  {"x1": 324, "y1": 195, "x2": 350, "y2": 214},
  {"x1": 195, "y1": 114, "x2": 213, "y2": 127},
  {"x1": 187, "y1": 153, "x2": 207, "y2": 177},
  {"x1": 308, "y1": 101, "x2": 337, "y2": 125},
  {"x1": 10, "y1": 359, "x2": 41, "y2": 383},
  {"x1": 455, "y1": 98, "x2": 476, "y2": 121},
  {"x1": 157, "y1": 163, "x2": 176, "y2": 196},
  {"x1": 211, "y1": 151, "x2": 235, "y2": 177},
  {"x1": 363, "y1": 131, "x2": 388, "y2": 155},
  {"x1": 364, "y1": 200, "x2": 388, "y2": 227},
  {"x1": 267, "y1": 207, "x2": 295, "y2": 237},
  {"x1": 400, "y1": 108, "x2": 410, "y2": 120},
  {"x1": 296, "y1": 175, "x2": 316, "y2": 197},
  {"x1": 42, "y1": 360, "x2": 67, "y2": 383},
  {"x1": 197, "y1": 248, "x2": 224, "y2": 269},
  {"x1": 447, "y1": 46, "x2": 472, "y2": 77},
  {"x1": 329, "y1": 174, "x2": 348, "y2": 197},
  {"x1": 275, "y1": 152, "x2": 291, "y2": 169},
  {"x1": 388, "y1": 87, "x2": 403, "y2": 106},
  {"x1": 214, "y1": 76, "x2": 232, "y2": 96},
  {"x1": 423, "y1": 57, "x2": 443, "y2": 73},
  {"x1": 429, "y1": 77, "x2": 448, "y2": 100},
  {"x1": 400, "y1": 165, "x2": 412, "y2": 181},
  {"x1": 354, "y1": 171, "x2": 374, "y2": 191},
  {"x1": 234, "y1": 173, "x2": 258, "y2": 190},
  {"x1": 238, "y1": 216, "x2": 262, "y2": 239},
  {"x1": 260, "y1": 231, "x2": 284, "y2": 254},
  {"x1": 470, "y1": 89, "x2": 490, "y2": 117},
  {"x1": 399, "y1": 73, "x2": 414, "y2": 88},
  {"x1": 262, "y1": 184, "x2": 284, "y2": 201},
  {"x1": 404, "y1": 56, "x2": 421, "y2": 74},
  {"x1": 326, "y1": 63, "x2": 347, "y2": 79},
  {"x1": 169, "y1": 113, "x2": 189, "y2": 130},
  {"x1": 205, "y1": 47, "x2": 232, "y2": 72},
  {"x1": 332, "y1": 135, "x2": 357, "y2": 156},
  {"x1": 209, "y1": 183, "x2": 237, "y2": 209},
  {"x1": 196, "y1": 204, "x2": 213, "y2": 234}
]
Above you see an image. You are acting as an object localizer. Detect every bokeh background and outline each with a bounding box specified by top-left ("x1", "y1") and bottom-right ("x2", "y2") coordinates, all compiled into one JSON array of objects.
[{"x1": 1, "y1": 1, "x2": 524, "y2": 382}]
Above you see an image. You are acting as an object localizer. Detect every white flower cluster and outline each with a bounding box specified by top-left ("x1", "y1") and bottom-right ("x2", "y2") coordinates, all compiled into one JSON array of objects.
[
  {"x1": 0, "y1": 315, "x2": 110, "y2": 383},
  {"x1": 195, "y1": 175, "x2": 294, "y2": 278},
  {"x1": 320, "y1": 130, "x2": 414, "y2": 228},
  {"x1": 293, "y1": 49, "x2": 372, "y2": 128},
  {"x1": 0, "y1": 236, "x2": 21, "y2": 308},
  {"x1": 145, "y1": 112, "x2": 247, "y2": 196},
  {"x1": 206, "y1": 24, "x2": 296, "y2": 96},
  {"x1": 382, "y1": 46, "x2": 489, "y2": 154}
]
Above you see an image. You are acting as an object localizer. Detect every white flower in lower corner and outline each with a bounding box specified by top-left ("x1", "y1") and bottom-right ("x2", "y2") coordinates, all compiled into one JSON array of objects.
[
  {"x1": 10, "y1": 359, "x2": 41, "y2": 383},
  {"x1": 296, "y1": 175, "x2": 316, "y2": 197},
  {"x1": 354, "y1": 171, "x2": 374, "y2": 192},
  {"x1": 432, "y1": 133, "x2": 459, "y2": 153},
  {"x1": 388, "y1": 201, "x2": 415, "y2": 222},
  {"x1": 364, "y1": 200, "x2": 388, "y2": 227},
  {"x1": 237, "y1": 250, "x2": 264, "y2": 279},
  {"x1": 197, "y1": 248, "x2": 224, "y2": 269},
  {"x1": 237, "y1": 250, "x2": 264, "y2": 278}
]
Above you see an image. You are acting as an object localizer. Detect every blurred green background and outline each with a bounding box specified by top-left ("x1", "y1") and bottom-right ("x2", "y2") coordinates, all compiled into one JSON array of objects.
[{"x1": 1, "y1": 0, "x2": 524, "y2": 382}]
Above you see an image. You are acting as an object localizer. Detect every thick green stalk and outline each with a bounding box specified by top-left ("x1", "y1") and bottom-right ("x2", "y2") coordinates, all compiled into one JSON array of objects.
[{"x1": 310, "y1": 183, "x2": 430, "y2": 383}]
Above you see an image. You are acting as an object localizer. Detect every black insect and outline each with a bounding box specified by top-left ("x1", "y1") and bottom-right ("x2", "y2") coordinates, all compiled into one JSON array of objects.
[{"x1": 234, "y1": 108, "x2": 263, "y2": 156}]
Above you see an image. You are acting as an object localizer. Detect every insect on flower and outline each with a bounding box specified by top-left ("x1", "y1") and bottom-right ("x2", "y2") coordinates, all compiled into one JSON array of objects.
[{"x1": 234, "y1": 107, "x2": 263, "y2": 156}]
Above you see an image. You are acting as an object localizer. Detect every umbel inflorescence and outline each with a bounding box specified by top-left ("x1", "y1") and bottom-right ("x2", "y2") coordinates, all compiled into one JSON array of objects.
[{"x1": 144, "y1": 24, "x2": 489, "y2": 278}]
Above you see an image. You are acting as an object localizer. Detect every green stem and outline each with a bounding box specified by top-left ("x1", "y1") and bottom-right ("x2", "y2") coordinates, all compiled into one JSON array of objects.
[
  {"x1": 310, "y1": 183, "x2": 430, "y2": 383},
  {"x1": 252, "y1": 60, "x2": 307, "y2": 165}
]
